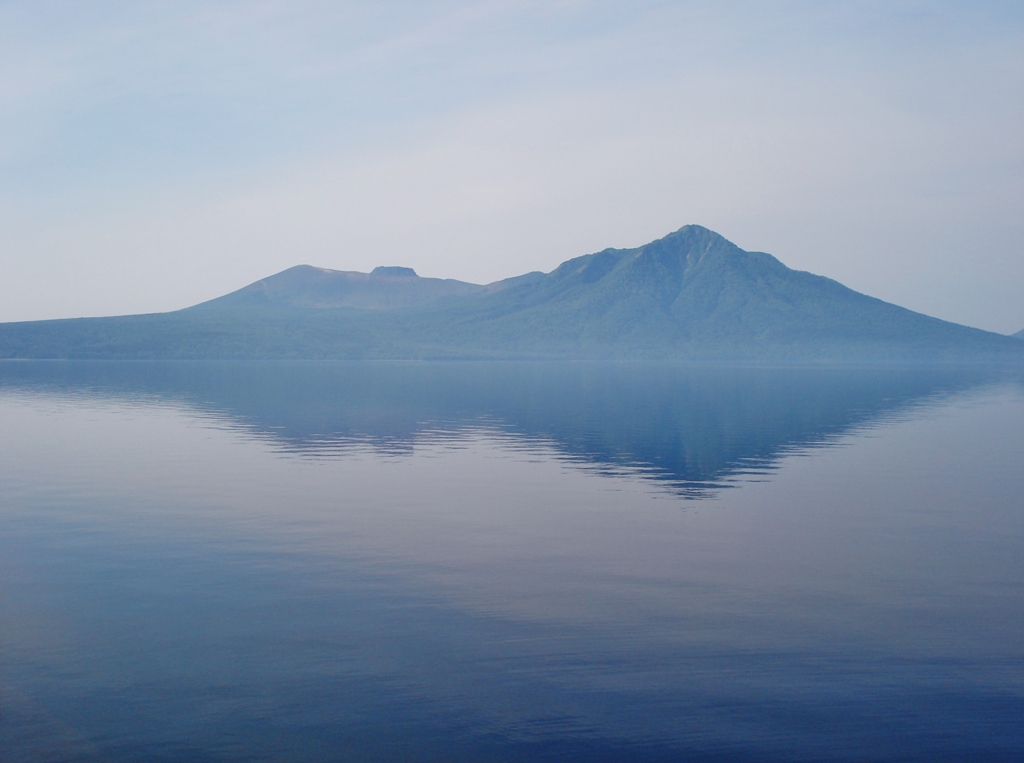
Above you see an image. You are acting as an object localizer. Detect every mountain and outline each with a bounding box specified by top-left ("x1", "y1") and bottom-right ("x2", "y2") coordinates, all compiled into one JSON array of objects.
[
  {"x1": 408, "y1": 225, "x2": 1017, "y2": 359},
  {"x1": 1, "y1": 225, "x2": 1021, "y2": 362},
  {"x1": 193, "y1": 265, "x2": 487, "y2": 311},
  {"x1": 1013, "y1": 329, "x2": 1024, "y2": 340}
]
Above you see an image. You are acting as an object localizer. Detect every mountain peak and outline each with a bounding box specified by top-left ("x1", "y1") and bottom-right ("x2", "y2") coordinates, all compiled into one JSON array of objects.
[{"x1": 658, "y1": 224, "x2": 730, "y2": 247}]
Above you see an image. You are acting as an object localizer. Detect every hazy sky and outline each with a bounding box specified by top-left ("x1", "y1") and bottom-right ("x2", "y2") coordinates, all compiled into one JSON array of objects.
[{"x1": 2, "y1": 1, "x2": 1022, "y2": 332}]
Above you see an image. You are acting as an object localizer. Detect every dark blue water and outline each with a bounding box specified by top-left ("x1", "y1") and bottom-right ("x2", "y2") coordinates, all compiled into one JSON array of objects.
[{"x1": 1, "y1": 362, "x2": 1022, "y2": 762}]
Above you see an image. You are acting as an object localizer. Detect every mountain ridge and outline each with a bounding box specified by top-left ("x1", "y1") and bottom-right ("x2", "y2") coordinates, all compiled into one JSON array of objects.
[
  {"x1": 1, "y1": 225, "x2": 1020, "y2": 362},
  {"x1": 192, "y1": 263, "x2": 488, "y2": 311}
]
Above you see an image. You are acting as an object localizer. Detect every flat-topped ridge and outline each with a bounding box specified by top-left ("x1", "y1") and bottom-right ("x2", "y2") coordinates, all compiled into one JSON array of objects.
[{"x1": 371, "y1": 266, "x2": 418, "y2": 277}]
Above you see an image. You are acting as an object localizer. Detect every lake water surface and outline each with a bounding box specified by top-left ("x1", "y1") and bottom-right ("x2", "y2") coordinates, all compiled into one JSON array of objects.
[{"x1": 1, "y1": 362, "x2": 1022, "y2": 762}]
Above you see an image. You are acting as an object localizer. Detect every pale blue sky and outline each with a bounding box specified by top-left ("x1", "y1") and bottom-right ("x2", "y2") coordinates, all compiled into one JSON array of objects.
[{"x1": 2, "y1": 1, "x2": 1022, "y2": 331}]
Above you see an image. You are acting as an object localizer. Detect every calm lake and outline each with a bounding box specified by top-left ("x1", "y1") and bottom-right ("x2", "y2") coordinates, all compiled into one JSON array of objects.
[{"x1": 1, "y1": 361, "x2": 1022, "y2": 762}]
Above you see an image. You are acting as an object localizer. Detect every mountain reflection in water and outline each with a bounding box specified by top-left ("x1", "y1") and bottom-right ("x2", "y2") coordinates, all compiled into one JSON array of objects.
[
  {"x1": 0, "y1": 360, "x2": 1011, "y2": 496},
  {"x1": 2, "y1": 360, "x2": 1023, "y2": 763}
]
